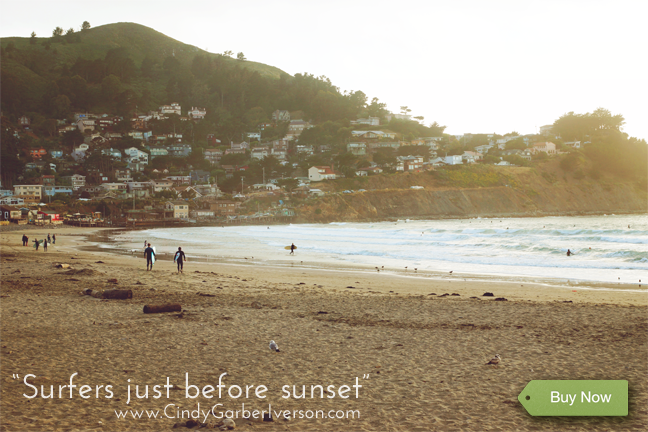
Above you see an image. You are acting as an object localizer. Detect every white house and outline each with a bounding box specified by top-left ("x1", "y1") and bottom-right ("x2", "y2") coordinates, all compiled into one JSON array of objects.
[
  {"x1": 188, "y1": 107, "x2": 206, "y2": 120},
  {"x1": 124, "y1": 147, "x2": 149, "y2": 165},
  {"x1": 251, "y1": 147, "x2": 271, "y2": 160},
  {"x1": 444, "y1": 155, "x2": 463, "y2": 165},
  {"x1": 308, "y1": 166, "x2": 337, "y2": 181},
  {"x1": 351, "y1": 117, "x2": 380, "y2": 126},
  {"x1": 159, "y1": 103, "x2": 182, "y2": 115}
]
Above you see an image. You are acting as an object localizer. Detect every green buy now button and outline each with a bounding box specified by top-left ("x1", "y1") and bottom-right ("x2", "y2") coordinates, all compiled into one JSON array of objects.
[{"x1": 518, "y1": 380, "x2": 628, "y2": 416}]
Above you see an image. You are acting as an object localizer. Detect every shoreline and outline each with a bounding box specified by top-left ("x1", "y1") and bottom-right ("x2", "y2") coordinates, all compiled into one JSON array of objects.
[{"x1": 3, "y1": 227, "x2": 647, "y2": 306}]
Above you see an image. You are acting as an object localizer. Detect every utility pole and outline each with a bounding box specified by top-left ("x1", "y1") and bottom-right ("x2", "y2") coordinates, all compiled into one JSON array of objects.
[
  {"x1": 263, "y1": 167, "x2": 265, "y2": 185},
  {"x1": 241, "y1": 176, "x2": 244, "y2": 195}
]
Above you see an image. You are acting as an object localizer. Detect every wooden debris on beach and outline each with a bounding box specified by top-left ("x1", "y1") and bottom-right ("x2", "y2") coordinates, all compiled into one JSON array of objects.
[
  {"x1": 482, "y1": 292, "x2": 494, "y2": 297},
  {"x1": 143, "y1": 303, "x2": 182, "y2": 314},
  {"x1": 55, "y1": 264, "x2": 71, "y2": 269},
  {"x1": 84, "y1": 289, "x2": 133, "y2": 300},
  {"x1": 102, "y1": 289, "x2": 133, "y2": 299}
]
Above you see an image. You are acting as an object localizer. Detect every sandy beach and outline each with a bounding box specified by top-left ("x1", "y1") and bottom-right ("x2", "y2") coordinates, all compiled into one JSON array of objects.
[{"x1": 1, "y1": 227, "x2": 647, "y2": 431}]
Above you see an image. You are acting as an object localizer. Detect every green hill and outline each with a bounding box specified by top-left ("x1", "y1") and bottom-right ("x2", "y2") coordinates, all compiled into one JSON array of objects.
[{"x1": 1, "y1": 22, "x2": 286, "y2": 79}]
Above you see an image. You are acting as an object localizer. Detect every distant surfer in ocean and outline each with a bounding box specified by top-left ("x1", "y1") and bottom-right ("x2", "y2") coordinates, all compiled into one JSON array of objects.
[
  {"x1": 567, "y1": 249, "x2": 572, "y2": 256},
  {"x1": 144, "y1": 243, "x2": 156, "y2": 270},
  {"x1": 174, "y1": 247, "x2": 186, "y2": 273},
  {"x1": 290, "y1": 243, "x2": 296, "y2": 255}
]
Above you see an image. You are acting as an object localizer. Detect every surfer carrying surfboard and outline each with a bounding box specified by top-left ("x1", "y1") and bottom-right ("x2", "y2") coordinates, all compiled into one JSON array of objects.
[
  {"x1": 290, "y1": 243, "x2": 296, "y2": 255},
  {"x1": 174, "y1": 247, "x2": 187, "y2": 273},
  {"x1": 144, "y1": 243, "x2": 156, "y2": 271}
]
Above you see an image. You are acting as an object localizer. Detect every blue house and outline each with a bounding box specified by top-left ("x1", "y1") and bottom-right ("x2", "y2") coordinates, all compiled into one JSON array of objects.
[{"x1": 50, "y1": 149, "x2": 64, "y2": 158}]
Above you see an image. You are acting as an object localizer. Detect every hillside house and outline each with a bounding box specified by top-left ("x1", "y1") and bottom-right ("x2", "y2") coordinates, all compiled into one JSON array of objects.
[
  {"x1": 101, "y1": 148, "x2": 122, "y2": 159},
  {"x1": 61, "y1": 174, "x2": 86, "y2": 190},
  {"x1": 125, "y1": 147, "x2": 149, "y2": 165},
  {"x1": 14, "y1": 185, "x2": 44, "y2": 199},
  {"x1": 444, "y1": 155, "x2": 463, "y2": 165},
  {"x1": 165, "y1": 144, "x2": 192, "y2": 157},
  {"x1": 159, "y1": 103, "x2": 182, "y2": 115},
  {"x1": 272, "y1": 110, "x2": 290, "y2": 122},
  {"x1": 532, "y1": 142, "x2": 557, "y2": 155},
  {"x1": 308, "y1": 166, "x2": 337, "y2": 181},
  {"x1": 189, "y1": 107, "x2": 207, "y2": 120},
  {"x1": 251, "y1": 147, "x2": 271, "y2": 160},
  {"x1": 347, "y1": 143, "x2": 367, "y2": 155},
  {"x1": 462, "y1": 151, "x2": 483, "y2": 163},
  {"x1": 30, "y1": 148, "x2": 48, "y2": 159},
  {"x1": 204, "y1": 149, "x2": 223, "y2": 164},
  {"x1": 148, "y1": 146, "x2": 169, "y2": 159},
  {"x1": 351, "y1": 117, "x2": 380, "y2": 126}
]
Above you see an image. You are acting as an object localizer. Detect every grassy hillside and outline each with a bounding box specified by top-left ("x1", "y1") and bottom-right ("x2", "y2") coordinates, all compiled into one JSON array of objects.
[
  {"x1": 296, "y1": 163, "x2": 647, "y2": 222},
  {"x1": 1, "y1": 22, "x2": 286, "y2": 79}
]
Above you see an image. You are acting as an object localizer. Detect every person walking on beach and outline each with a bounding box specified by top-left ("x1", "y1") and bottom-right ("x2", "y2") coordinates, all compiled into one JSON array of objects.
[
  {"x1": 52, "y1": 234, "x2": 56, "y2": 244},
  {"x1": 174, "y1": 247, "x2": 187, "y2": 273},
  {"x1": 47, "y1": 233, "x2": 51, "y2": 243},
  {"x1": 43, "y1": 239, "x2": 48, "y2": 252},
  {"x1": 22, "y1": 234, "x2": 28, "y2": 246},
  {"x1": 290, "y1": 243, "x2": 296, "y2": 255},
  {"x1": 144, "y1": 243, "x2": 156, "y2": 271},
  {"x1": 33, "y1": 239, "x2": 40, "y2": 251}
]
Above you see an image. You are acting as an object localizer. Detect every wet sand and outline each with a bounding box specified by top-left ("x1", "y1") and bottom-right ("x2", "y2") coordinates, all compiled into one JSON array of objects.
[{"x1": 1, "y1": 228, "x2": 647, "y2": 431}]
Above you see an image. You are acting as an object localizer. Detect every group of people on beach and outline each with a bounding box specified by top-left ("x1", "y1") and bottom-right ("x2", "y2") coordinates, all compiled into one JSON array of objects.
[
  {"x1": 23, "y1": 233, "x2": 55, "y2": 251},
  {"x1": 143, "y1": 240, "x2": 186, "y2": 273}
]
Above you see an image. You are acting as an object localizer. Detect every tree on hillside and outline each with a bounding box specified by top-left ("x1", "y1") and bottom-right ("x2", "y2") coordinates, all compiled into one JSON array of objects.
[
  {"x1": 237, "y1": 52, "x2": 246, "y2": 61},
  {"x1": 82, "y1": 21, "x2": 91, "y2": 31},
  {"x1": 373, "y1": 148, "x2": 397, "y2": 167},
  {"x1": 552, "y1": 108, "x2": 625, "y2": 141},
  {"x1": 223, "y1": 50, "x2": 233, "y2": 57},
  {"x1": 30, "y1": 31, "x2": 36, "y2": 44},
  {"x1": 400, "y1": 106, "x2": 411, "y2": 116},
  {"x1": 505, "y1": 138, "x2": 526, "y2": 150},
  {"x1": 52, "y1": 27, "x2": 63, "y2": 38},
  {"x1": 61, "y1": 129, "x2": 85, "y2": 152}
]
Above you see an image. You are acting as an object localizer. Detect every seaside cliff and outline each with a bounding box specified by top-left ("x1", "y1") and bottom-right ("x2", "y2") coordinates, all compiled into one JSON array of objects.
[{"x1": 295, "y1": 166, "x2": 647, "y2": 222}]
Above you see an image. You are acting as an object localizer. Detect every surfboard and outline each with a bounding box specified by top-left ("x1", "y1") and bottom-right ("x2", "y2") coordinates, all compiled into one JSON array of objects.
[
  {"x1": 151, "y1": 246, "x2": 156, "y2": 265},
  {"x1": 33, "y1": 240, "x2": 43, "y2": 249},
  {"x1": 284, "y1": 246, "x2": 297, "y2": 250}
]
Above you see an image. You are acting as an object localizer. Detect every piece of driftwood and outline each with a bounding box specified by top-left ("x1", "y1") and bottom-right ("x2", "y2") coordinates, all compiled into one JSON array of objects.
[
  {"x1": 143, "y1": 303, "x2": 182, "y2": 314},
  {"x1": 102, "y1": 289, "x2": 133, "y2": 299},
  {"x1": 84, "y1": 289, "x2": 132, "y2": 299}
]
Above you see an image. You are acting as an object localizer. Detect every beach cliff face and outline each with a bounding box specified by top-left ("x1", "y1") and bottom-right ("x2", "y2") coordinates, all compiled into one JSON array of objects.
[{"x1": 295, "y1": 167, "x2": 647, "y2": 223}]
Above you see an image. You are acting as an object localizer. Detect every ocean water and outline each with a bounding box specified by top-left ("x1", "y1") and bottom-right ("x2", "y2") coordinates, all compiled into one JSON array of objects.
[{"x1": 110, "y1": 215, "x2": 648, "y2": 286}]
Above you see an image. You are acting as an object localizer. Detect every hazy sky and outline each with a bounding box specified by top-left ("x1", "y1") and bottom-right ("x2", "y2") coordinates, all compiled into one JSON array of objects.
[{"x1": 2, "y1": 0, "x2": 646, "y2": 139}]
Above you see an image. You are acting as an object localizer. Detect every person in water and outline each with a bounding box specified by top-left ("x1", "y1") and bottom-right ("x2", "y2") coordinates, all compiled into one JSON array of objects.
[
  {"x1": 144, "y1": 243, "x2": 156, "y2": 271},
  {"x1": 290, "y1": 243, "x2": 296, "y2": 255},
  {"x1": 174, "y1": 247, "x2": 187, "y2": 273},
  {"x1": 567, "y1": 249, "x2": 572, "y2": 256}
]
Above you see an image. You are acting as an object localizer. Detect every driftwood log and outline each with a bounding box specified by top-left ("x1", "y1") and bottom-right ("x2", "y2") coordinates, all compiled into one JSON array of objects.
[
  {"x1": 102, "y1": 289, "x2": 133, "y2": 299},
  {"x1": 143, "y1": 303, "x2": 182, "y2": 314},
  {"x1": 84, "y1": 289, "x2": 133, "y2": 299}
]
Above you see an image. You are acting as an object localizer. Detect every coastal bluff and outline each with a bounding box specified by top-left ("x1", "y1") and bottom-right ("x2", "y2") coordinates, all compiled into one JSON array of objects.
[{"x1": 296, "y1": 166, "x2": 646, "y2": 222}]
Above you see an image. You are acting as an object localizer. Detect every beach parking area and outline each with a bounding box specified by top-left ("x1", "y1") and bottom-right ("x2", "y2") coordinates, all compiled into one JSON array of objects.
[{"x1": 1, "y1": 228, "x2": 647, "y2": 431}]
